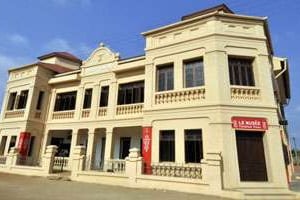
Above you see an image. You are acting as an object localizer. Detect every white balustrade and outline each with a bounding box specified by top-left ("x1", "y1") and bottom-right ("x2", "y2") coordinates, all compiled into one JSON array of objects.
[
  {"x1": 53, "y1": 157, "x2": 71, "y2": 171},
  {"x1": 81, "y1": 109, "x2": 90, "y2": 118},
  {"x1": 4, "y1": 110, "x2": 25, "y2": 119},
  {"x1": 151, "y1": 163, "x2": 202, "y2": 179},
  {"x1": 52, "y1": 111, "x2": 75, "y2": 120},
  {"x1": 231, "y1": 87, "x2": 260, "y2": 100},
  {"x1": 106, "y1": 159, "x2": 126, "y2": 173},
  {"x1": 0, "y1": 156, "x2": 6, "y2": 165},
  {"x1": 98, "y1": 107, "x2": 107, "y2": 117},
  {"x1": 34, "y1": 111, "x2": 41, "y2": 119},
  {"x1": 155, "y1": 87, "x2": 205, "y2": 105},
  {"x1": 116, "y1": 103, "x2": 143, "y2": 115}
]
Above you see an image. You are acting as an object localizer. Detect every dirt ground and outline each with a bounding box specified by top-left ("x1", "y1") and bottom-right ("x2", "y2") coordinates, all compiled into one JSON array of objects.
[{"x1": 0, "y1": 173, "x2": 232, "y2": 200}]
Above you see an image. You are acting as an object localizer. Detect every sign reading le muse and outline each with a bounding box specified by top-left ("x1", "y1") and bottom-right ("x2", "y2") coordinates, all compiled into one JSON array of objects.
[{"x1": 232, "y1": 117, "x2": 268, "y2": 131}]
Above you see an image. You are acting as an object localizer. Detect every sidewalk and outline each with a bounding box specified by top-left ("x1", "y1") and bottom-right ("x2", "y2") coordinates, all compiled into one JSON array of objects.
[{"x1": 0, "y1": 173, "x2": 231, "y2": 200}]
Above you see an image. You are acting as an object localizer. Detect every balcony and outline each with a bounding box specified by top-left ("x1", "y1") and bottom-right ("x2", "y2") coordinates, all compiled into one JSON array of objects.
[
  {"x1": 98, "y1": 107, "x2": 107, "y2": 117},
  {"x1": 230, "y1": 86, "x2": 260, "y2": 101},
  {"x1": 34, "y1": 111, "x2": 42, "y2": 119},
  {"x1": 116, "y1": 103, "x2": 144, "y2": 115},
  {"x1": 52, "y1": 111, "x2": 75, "y2": 120},
  {"x1": 155, "y1": 87, "x2": 205, "y2": 105},
  {"x1": 81, "y1": 109, "x2": 91, "y2": 118},
  {"x1": 4, "y1": 109, "x2": 25, "y2": 119}
]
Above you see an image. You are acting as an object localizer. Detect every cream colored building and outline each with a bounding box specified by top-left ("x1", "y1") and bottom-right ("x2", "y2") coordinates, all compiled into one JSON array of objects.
[{"x1": 0, "y1": 4, "x2": 296, "y2": 199}]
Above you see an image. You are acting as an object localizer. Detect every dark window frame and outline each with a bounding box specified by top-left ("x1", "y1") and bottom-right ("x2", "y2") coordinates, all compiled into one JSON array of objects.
[
  {"x1": 228, "y1": 57, "x2": 255, "y2": 86},
  {"x1": 156, "y1": 63, "x2": 174, "y2": 92},
  {"x1": 183, "y1": 58, "x2": 205, "y2": 88},
  {"x1": 7, "y1": 92, "x2": 17, "y2": 111},
  {"x1": 36, "y1": 91, "x2": 45, "y2": 110},
  {"x1": 184, "y1": 129, "x2": 203, "y2": 163},
  {"x1": 54, "y1": 91, "x2": 77, "y2": 111},
  {"x1": 99, "y1": 86, "x2": 109, "y2": 107},
  {"x1": 159, "y1": 130, "x2": 175, "y2": 162},
  {"x1": 17, "y1": 90, "x2": 29, "y2": 110},
  {"x1": 117, "y1": 81, "x2": 144, "y2": 105},
  {"x1": 83, "y1": 88, "x2": 93, "y2": 109}
]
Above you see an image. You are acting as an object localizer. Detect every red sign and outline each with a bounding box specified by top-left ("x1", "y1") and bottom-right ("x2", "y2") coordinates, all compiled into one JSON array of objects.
[
  {"x1": 17, "y1": 132, "x2": 31, "y2": 157},
  {"x1": 142, "y1": 127, "x2": 152, "y2": 174},
  {"x1": 232, "y1": 117, "x2": 268, "y2": 131}
]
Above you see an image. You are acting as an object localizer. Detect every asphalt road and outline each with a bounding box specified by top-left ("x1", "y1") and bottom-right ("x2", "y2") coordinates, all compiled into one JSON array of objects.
[{"x1": 0, "y1": 173, "x2": 231, "y2": 200}]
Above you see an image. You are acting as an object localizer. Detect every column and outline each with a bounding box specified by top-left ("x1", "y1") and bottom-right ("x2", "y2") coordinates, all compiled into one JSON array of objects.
[
  {"x1": 47, "y1": 89, "x2": 57, "y2": 121},
  {"x1": 42, "y1": 145, "x2": 58, "y2": 174},
  {"x1": 144, "y1": 63, "x2": 154, "y2": 109},
  {"x1": 85, "y1": 132, "x2": 95, "y2": 170},
  {"x1": 104, "y1": 128, "x2": 113, "y2": 170},
  {"x1": 24, "y1": 85, "x2": 35, "y2": 119},
  {"x1": 91, "y1": 84, "x2": 100, "y2": 119},
  {"x1": 70, "y1": 130, "x2": 79, "y2": 159},
  {"x1": 71, "y1": 146, "x2": 86, "y2": 178},
  {"x1": 0, "y1": 89, "x2": 9, "y2": 120},
  {"x1": 175, "y1": 128, "x2": 185, "y2": 163},
  {"x1": 74, "y1": 86, "x2": 84, "y2": 120},
  {"x1": 107, "y1": 79, "x2": 117, "y2": 118}
]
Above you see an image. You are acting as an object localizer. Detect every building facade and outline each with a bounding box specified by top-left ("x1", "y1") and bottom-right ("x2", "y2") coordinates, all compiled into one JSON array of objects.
[{"x1": 0, "y1": 4, "x2": 295, "y2": 199}]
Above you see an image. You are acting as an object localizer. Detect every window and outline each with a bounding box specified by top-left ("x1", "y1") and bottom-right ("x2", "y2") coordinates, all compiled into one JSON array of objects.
[
  {"x1": 228, "y1": 58, "x2": 255, "y2": 86},
  {"x1": 8, "y1": 136, "x2": 17, "y2": 153},
  {"x1": 7, "y1": 92, "x2": 17, "y2": 110},
  {"x1": 27, "y1": 136, "x2": 35, "y2": 157},
  {"x1": 54, "y1": 91, "x2": 77, "y2": 111},
  {"x1": 159, "y1": 130, "x2": 175, "y2": 162},
  {"x1": 157, "y1": 64, "x2": 174, "y2": 91},
  {"x1": 0, "y1": 136, "x2": 7, "y2": 155},
  {"x1": 185, "y1": 129, "x2": 203, "y2": 163},
  {"x1": 99, "y1": 86, "x2": 109, "y2": 107},
  {"x1": 17, "y1": 90, "x2": 29, "y2": 109},
  {"x1": 36, "y1": 91, "x2": 44, "y2": 110},
  {"x1": 184, "y1": 59, "x2": 204, "y2": 88},
  {"x1": 118, "y1": 81, "x2": 144, "y2": 105},
  {"x1": 83, "y1": 89, "x2": 93, "y2": 109}
]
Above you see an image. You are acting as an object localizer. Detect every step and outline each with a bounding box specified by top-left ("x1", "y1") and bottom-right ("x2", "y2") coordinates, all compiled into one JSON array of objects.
[{"x1": 237, "y1": 188, "x2": 298, "y2": 200}]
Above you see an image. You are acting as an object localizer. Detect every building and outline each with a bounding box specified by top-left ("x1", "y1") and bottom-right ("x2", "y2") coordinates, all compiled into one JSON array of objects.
[{"x1": 0, "y1": 4, "x2": 296, "y2": 199}]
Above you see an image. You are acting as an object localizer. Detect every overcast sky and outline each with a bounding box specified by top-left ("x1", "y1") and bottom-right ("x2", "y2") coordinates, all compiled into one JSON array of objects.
[{"x1": 0, "y1": 0, "x2": 299, "y2": 145}]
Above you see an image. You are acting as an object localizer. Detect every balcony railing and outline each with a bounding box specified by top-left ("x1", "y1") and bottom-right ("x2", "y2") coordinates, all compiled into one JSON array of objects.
[
  {"x1": 81, "y1": 109, "x2": 90, "y2": 118},
  {"x1": 155, "y1": 87, "x2": 205, "y2": 105},
  {"x1": 53, "y1": 157, "x2": 71, "y2": 171},
  {"x1": 105, "y1": 159, "x2": 126, "y2": 174},
  {"x1": 231, "y1": 86, "x2": 260, "y2": 100},
  {"x1": 116, "y1": 103, "x2": 144, "y2": 115},
  {"x1": 52, "y1": 111, "x2": 75, "y2": 120},
  {"x1": 151, "y1": 163, "x2": 202, "y2": 179},
  {"x1": 0, "y1": 156, "x2": 6, "y2": 165},
  {"x1": 34, "y1": 111, "x2": 42, "y2": 119},
  {"x1": 98, "y1": 107, "x2": 107, "y2": 117},
  {"x1": 4, "y1": 109, "x2": 25, "y2": 119}
]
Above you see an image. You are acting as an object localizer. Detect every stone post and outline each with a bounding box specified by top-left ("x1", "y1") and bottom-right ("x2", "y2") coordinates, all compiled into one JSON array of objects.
[
  {"x1": 71, "y1": 146, "x2": 86, "y2": 178},
  {"x1": 6, "y1": 147, "x2": 19, "y2": 169},
  {"x1": 43, "y1": 145, "x2": 58, "y2": 174},
  {"x1": 202, "y1": 152, "x2": 223, "y2": 191},
  {"x1": 125, "y1": 148, "x2": 143, "y2": 185}
]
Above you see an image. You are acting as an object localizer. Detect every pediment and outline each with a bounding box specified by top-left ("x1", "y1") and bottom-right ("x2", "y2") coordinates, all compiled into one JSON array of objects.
[{"x1": 82, "y1": 43, "x2": 120, "y2": 67}]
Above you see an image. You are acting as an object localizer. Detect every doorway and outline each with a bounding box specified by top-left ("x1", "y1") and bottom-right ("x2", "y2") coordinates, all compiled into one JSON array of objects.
[
  {"x1": 119, "y1": 137, "x2": 131, "y2": 159},
  {"x1": 236, "y1": 131, "x2": 268, "y2": 181}
]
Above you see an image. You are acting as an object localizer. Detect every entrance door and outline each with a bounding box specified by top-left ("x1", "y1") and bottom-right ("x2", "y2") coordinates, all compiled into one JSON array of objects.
[
  {"x1": 119, "y1": 137, "x2": 131, "y2": 159},
  {"x1": 236, "y1": 131, "x2": 268, "y2": 181}
]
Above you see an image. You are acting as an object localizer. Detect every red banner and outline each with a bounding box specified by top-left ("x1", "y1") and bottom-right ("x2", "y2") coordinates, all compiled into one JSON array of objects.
[
  {"x1": 17, "y1": 132, "x2": 31, "y2": 157},
  {"x1": 232, "y1": 117, "x2": 268, "y2": 131},
  {"x1": 142, "y1": 127, "x2": 152, "y2": 174}
]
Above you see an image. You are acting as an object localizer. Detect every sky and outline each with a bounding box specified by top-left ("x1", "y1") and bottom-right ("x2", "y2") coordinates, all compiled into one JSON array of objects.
[{"x1": 0, "y1": 0, "x2": 299, "y2": 144}]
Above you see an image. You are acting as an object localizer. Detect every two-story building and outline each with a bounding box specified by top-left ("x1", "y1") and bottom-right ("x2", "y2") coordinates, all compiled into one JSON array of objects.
[{"x1": 0, "y1": 4, "x2": 295, "y2": 199}]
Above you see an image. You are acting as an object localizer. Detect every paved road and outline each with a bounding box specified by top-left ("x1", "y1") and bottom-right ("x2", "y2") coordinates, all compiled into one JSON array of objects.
[{"x1": 0, "y1": 173, "x2": 231, "y2": 200}]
